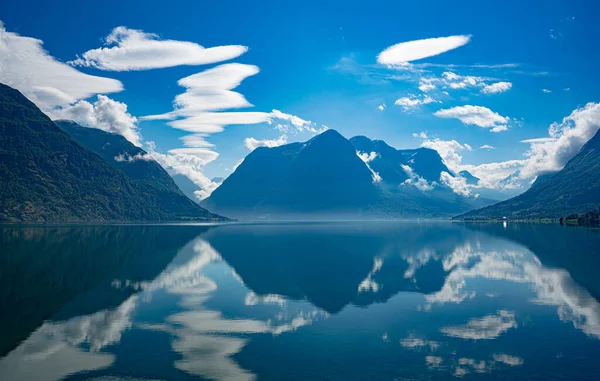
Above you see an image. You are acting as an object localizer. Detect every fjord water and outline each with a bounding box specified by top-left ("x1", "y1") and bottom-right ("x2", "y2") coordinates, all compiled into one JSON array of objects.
[{"x1": 1, "y1": 223, "x2": 600, "y2": 380}]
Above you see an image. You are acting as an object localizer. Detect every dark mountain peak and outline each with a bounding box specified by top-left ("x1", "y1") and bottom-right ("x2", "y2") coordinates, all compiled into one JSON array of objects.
[
  {"x1": 305, "y1": 129, "x2": 347, "y2": 147},
  {"x1": 350, "y1": 135, "x2": 398, "y2": 157},
  {"x1": 204, "y1": 129, "x2": 379, "y2": 217},
  {"x1": 314, "y1": 128, "x2": 344, "y2": 139},
  {"x1": 403, "y1": 147, "x2": 444, "y2": 162}
]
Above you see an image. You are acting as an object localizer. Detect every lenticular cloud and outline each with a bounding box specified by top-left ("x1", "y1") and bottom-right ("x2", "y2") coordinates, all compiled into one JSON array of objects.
[
  {"x1": 377, "y1": 35, "x2": 471, "y2": 65},
  {"x1": 69, "y1": 26, "x2": 248, "y2": 71}
]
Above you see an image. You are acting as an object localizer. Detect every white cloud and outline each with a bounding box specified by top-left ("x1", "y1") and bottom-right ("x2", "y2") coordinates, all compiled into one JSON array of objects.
[
  {"x1": 49, "y1": 95, "x2": 141, "y2": 146},
  {"x1": 418, "y1": 78, "x2": 436, "y2": 92},
  {"x1": 357, "y1": 151, "x2": 379, "y2": 163},
  {"x1": 357, "y1": 152, "x2": 382, "y2": 183},
  {"x1": 442, "y1": 71, "x2": 482, "y2": 90},
  {"x1": 519, "y1": 102, "x2": 600, "y2": 178},
  {"x1": 377, "y1": 35, "x2": 471, "y2": 65},
  {"x1": 440, "y1": 310, "x2": 517, "y2": 340},
  {"x1": 434, "y1": 105, "x2": 510, "y2": 132},
  {"x1": 416, "y1": 136, "x2": 525, "y2": 191},
  {"x1": 378, "y1": 103, "x2": 386, "y2": 111},
  {"x1": 69, "y1": 26, "x2": 247, "y2": 71},
  {"x1": 394, "y1": 94, "x2": 438, "y2": 111},
  {"x1": 141, "y1": 142, "x2": 220, "y2": 200},
  {"x1": 401, "y1": 164, "x2": 435, "y2": 191},
  {"x1": 415, "y1": 72, "x2": 512, "y2": 99},
  {"x1": 440, "y1": 171, "x2": 473, "y2": 197},
  {"x1": 268, "y1": 109, "x2": 327, "y2": 134},
  {"x1": 412, "y1": 131, "x2": 428, "y2": 139},
  {"x1": 480, "y1": 145, "x2": 495, "y2": 150},
  {"x1": 244, "y1": 135, "x2": 288, "y2": 151},
  {"x1": 481, "y1": 81, "x2": 512, "y2": 94},
  {"x1": 491, "y1": 125, "x2": 508, "y2": 133},
  {"x1": 420, "y1": 138, "x2": 472, "y2": 172},
  {"x1": 0, "y1": 21, "x2": 122, "y2": 110},
  {"x1": 460, "y1": 160, "x2": 526, "y2": 190},
  {"x1": 542, "y1": 89, "x2": 552, "y2": 93}
]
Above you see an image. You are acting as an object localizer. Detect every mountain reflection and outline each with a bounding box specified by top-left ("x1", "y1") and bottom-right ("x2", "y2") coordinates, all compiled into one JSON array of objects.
[
  {"x1": 2, "y1": 222, "x2": 600, "y2": 380},
  {"x1": 203, "y1": 223, "x2": 466, "y2": 313}
]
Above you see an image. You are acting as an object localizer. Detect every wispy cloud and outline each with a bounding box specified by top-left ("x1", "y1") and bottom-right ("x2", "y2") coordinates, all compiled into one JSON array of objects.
[
  {"x1": 415, "y1": 71, "x2": 512, "y2": 97},
  {"x1": 377, "y1": 35, "x2": 472, "y2": 65},
  {"x1": 69, "y1": 26, "x2": 247, "y2": 71}
]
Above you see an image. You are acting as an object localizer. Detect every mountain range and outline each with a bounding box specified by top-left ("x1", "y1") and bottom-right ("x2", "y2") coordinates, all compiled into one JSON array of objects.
[
  {"x1": 0, "y1": 83, "x2": 222, "y2": 222},
  {"x1": 4, "y1": 80, "x2": 598, "y2": 222},
  {"x1": 203, "y1": 129, "x2": 494, "y2": 219},
  {"x1": 458, "y1": 128, "x2": 600, "y2": 219}
]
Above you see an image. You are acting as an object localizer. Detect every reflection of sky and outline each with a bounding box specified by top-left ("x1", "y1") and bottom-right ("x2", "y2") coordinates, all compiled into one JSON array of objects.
[{"x1": 2, "y1": 225, "x2": 600, "y2": 380}]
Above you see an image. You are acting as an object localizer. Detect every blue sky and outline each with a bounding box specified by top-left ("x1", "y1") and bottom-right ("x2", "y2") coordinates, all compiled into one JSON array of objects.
[{"x1": 1, "y1": 0, "x2": 600, "y2": 199}]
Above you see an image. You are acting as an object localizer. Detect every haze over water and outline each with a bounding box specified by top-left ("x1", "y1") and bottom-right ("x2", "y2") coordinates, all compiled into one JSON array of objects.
[{"x1": 1, "y1": 222, "x2": 600, "y2": 380}]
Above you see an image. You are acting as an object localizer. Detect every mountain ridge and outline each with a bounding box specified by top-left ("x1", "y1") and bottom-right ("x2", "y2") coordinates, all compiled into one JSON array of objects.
[
  {"x1": 0, "y1": 83, "x2": 223, "y2": 222},
  {"x1": 55, "y1": 119, "x2": 220, "y2": 220}
]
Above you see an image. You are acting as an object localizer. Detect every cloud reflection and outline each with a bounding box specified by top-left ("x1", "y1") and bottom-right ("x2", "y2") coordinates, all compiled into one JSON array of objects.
[
  {"x1": 424, "y1": 242, "x2": 600, "y2": 339},
  {"x1": 0, "y1": 296, "x2": 137, "y2": 381},
  {"x1": 138, "y1": 237, "x2": 327, "y2": 381},
  {"x1": 441, "y1": 310, "x2": 517, "y2": 340}
]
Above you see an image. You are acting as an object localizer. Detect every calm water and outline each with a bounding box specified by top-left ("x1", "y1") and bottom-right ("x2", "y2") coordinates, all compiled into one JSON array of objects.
[{"x1": 1, "y1": 223, "x2": 600, "y2": 380}]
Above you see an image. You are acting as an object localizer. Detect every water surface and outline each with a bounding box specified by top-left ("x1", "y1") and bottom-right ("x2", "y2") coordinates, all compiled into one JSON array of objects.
[{"x1": 1, "y1": 222, "x2": 600, "y2": 380}]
